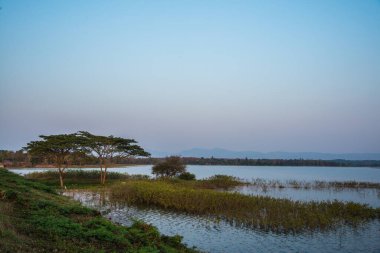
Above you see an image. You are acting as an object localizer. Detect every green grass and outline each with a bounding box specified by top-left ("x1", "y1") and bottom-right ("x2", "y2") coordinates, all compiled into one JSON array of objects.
[
  {"x1": 26, "y1": 170, "x2": 149, "y2": 189},
  {"x1": 110, "y1": 180, "x2": 380, "y2": 233},
  {"x1": 0, "y1": 169, "x2": 198, "y2": 253}
]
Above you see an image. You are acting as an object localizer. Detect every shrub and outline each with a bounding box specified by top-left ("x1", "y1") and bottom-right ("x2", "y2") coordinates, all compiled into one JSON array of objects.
[
  {"x1": 200, "y1": 175, "x2": 242, "y2": 189},
  {"x1": 152, "y1": 156, "x2": 186, "y2": 178},
  {"x1": 3, "y1": 190, "x2": 18, "y2": 201},
  {"x1": 178, "y1": 172, "x2": 196, "y2": 181}
]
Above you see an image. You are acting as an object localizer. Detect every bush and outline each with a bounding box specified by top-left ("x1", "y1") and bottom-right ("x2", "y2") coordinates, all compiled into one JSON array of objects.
[
  {"x1": 152, "y1": 156, "x2": 186, "y2": 178},
  {"x1": 198, "y1": 175, "x2": 243, "y2": 189},
  {"x1": 178, "y1": 172, "x2": 196, "y2": 181},
  {"x1": 3, "y1": 190, "x2": 18, "y2": 201}
]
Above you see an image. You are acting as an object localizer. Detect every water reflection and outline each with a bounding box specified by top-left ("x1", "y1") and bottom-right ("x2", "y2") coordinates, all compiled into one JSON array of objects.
[{"x1": 64, "y1": 191, "x2": 380, "y2": 253}]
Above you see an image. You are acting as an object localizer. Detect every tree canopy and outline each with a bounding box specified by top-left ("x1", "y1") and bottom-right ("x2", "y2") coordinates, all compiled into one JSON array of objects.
[
  {"x1": 78, "y1": 131, "x2": 150, "y2": 184},
  {"x1": 24, "y1": 134, "x2": 83, "y2": 188}
]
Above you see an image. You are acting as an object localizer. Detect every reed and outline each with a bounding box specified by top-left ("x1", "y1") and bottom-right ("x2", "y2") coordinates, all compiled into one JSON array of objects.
[
  {"x1": 250, "y1": 178, "x2": 380, "y2": 190},
  {"x1": 110, "y1": 180, "x2": 380, "y2": 233}
]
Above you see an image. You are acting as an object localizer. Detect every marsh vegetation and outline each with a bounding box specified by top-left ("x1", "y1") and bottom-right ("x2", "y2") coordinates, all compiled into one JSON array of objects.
[
  {"x1": 249, "y1": 178, "x2": 380, "y2": 190},
  {"x1": 109, "y1": 179, "x2": 380, "y2": 233}
]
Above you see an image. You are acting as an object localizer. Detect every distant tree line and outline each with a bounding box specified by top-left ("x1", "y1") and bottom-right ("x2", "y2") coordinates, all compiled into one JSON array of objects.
[
  {"x1": 2, "y1": 150, "x2": 380, "y2": 168},
  {"x1": 105, "y1": 156, "x2": 380, "y2": 167}
]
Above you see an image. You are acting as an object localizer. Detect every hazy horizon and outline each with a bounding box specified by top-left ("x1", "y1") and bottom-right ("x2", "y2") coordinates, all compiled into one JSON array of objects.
[{"x1": 1, "y1": 0, "x2": 380, "y2": 153}]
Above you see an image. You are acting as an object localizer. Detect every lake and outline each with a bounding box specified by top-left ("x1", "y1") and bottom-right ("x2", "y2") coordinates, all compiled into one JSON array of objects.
[{"x1": 10, "y1": 165, "x2": 380, "y2": 252}]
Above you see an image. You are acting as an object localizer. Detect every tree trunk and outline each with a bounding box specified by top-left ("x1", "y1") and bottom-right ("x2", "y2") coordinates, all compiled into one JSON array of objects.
[
  {"x1": 103, "y1": 167, "x2": 107, "y2": 184},
  {"x1": 100, "y1": 166, "x2": 103, "y2": 184},
  {"x1": 58, "y1": 168, "x2": 64, "y2": 188},
  {"x1": 100, "y1": 158, "x2": 104, "y2": 185}
]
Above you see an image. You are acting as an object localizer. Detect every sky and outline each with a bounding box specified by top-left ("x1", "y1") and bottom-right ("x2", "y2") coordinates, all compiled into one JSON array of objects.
[{"x1": 0, "y1": 0, "x2": 380, "y2": 153}]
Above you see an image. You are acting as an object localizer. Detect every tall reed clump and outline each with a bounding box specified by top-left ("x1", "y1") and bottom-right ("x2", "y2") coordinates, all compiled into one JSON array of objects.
[
  {"x1": 110, "y1": 180, "x2": 380, "y2": 233},
  {"x1": 198, "y1": 175, "x2": 245, "y2": 189},
  {"x1": 250, "y1": 178, "x2": 380, "y2": 190}
]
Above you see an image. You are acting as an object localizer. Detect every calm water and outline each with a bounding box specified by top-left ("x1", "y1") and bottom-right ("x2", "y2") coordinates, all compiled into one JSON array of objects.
[
  {"x1": 10, "y1": 165, "x2": 380, "y2": 206},
  {"x1": 65, "y1": 191, "x2": 380, "y2": 253}
]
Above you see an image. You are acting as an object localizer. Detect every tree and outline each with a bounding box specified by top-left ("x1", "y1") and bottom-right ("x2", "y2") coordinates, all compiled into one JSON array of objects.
[
  {"x1": 78, "y1": 131, "x2": 150, "y2": 184},
  {"x1": 152, "y1": 156, "x2": 186, "y2": 178},
  {"x1": 24, "y1": 134, "x2": 82, "y2": 188}
]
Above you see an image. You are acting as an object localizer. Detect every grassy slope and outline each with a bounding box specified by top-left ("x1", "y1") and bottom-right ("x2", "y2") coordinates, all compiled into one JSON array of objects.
[{"x1": 0, "y1": 169, "x2": 197, "y2": 253}]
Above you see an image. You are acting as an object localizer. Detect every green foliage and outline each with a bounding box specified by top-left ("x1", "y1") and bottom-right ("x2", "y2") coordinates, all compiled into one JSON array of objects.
[
  {"x1": 110, "y1": 180, "x2": 380, "y2": 233},
  {"x1": 0, "y1": 169, "x2": 197, "y2": 253},
  {"x1": 78, "y1": 131, "x2": 150, "y2": 159},
  {"x1": 27, "y1": 170, "x2": 130, "y2": 188},
  {"x1": 2, "y1": 189, "x2": 18, "y2": 201},
  {"x1": 24, "y1": 133, "x2": 86, "y2": 188},
  {"x1": 199, "y1": 175, "x2": 243, "y2": 189},
  {"x1": 178, "y1": 172, "x2": 196, "y2": 180},
  {"x1": 77, "y1": 131, "x2": 150, "y2": 185},
  {"x1": 24, "y1": 134, "x2": 83, "y2": 163},
  {"x1": 152, "y1": 156, "x2": 187, "y2": 178}
]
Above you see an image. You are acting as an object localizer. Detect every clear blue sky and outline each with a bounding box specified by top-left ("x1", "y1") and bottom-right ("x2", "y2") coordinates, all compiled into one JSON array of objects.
[{"x1": 1, "y1": 0, "x2": 379, "y2": 153}]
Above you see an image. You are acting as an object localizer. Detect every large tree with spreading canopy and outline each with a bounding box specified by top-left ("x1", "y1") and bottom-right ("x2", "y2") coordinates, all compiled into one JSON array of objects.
[
  {"x1": 78, "y1": 131, "x2": 150, "y2": 184},
  {"x1": 24, "y1": 134, "x2": 84, "y2": 188}
]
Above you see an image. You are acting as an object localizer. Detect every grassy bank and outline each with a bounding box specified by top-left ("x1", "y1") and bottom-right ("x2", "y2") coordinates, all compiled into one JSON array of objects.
[
  {"x1": 110, "y1": 180, "x2": 380, "y2": 233},
  {"x1": 0, "y1": 169, "x2": 197, "y2": 253}
]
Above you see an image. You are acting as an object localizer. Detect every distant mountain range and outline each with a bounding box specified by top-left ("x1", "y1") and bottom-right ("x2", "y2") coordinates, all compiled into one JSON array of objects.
[{"x1": 149, "y1": 148, "x2": 380, "y2": 161}]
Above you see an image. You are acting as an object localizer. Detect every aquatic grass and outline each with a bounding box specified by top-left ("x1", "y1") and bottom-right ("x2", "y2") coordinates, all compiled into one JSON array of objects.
[
  {"x1": 198, "y1": 175, "x2": 245, "y2": 189},
  {"x1": 157, "y1": 175, "x2": 246, "y2": 191},
  {"x1": 110, "y1": 180, "x2": 380, "y2": 233},
  {"x1": 250, "y1": 178, "x2": 380, "y2": 190}
]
